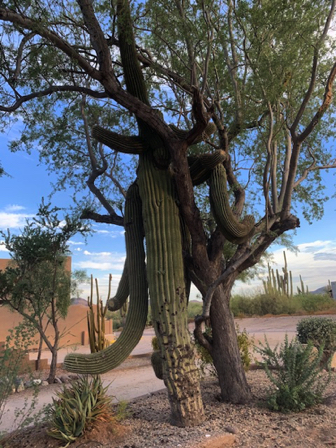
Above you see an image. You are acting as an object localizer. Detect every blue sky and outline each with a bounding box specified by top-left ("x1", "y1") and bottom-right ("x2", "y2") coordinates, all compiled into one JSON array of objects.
[{"x1": 1, "y1": 131, "x2": 336, "y2": 301}]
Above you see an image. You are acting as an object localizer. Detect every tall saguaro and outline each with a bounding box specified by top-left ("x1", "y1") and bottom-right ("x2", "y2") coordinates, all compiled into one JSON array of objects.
[{"x1": 65, "y1": 0, "x2": 205, "y2": 426}]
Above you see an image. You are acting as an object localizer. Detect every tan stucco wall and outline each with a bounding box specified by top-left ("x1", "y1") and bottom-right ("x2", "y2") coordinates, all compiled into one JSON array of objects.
[{"x1": 0, "y1": 257, "x2": 113, "y2": 348}]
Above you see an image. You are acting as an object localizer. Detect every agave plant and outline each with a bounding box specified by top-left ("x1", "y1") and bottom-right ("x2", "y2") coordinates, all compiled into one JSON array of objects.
[{"x1": 47, "y1": 375, "x2": 113, "y2": 446}]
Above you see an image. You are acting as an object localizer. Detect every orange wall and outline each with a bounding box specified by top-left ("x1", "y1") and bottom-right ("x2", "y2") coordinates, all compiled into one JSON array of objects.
[
  {"x1": 0, "y1": 303, "x2": 113, "y2": 349},
  {"x1": 0, "y1": 257, "x2": 112, "y2": 348}
]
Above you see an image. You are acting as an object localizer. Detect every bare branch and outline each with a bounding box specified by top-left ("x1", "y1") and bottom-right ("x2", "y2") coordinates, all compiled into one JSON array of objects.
[
  {"x1": 290, "y1": 0, "x2": 336, "y2": 136},
  {"x1": 0, "y1": 85, "x2": 108, "y2": 112}
]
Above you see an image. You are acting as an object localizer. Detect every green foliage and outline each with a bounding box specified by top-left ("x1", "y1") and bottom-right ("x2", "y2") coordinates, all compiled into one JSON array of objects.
[
  {"x1": 187, "y1": 301, "x2": 202, "y2": 320},
  {"x1": 230, "y1": 293, "x2": 336, "y2": 317},
  {"x1": 297, "y1": 317, "x2": 336, "y2": 353},
  {"x1": 0, "y1": 323, "x2": 43, "y2": 434},
  {"x1": 0, "y1": 201, "x2": 87, "y2": 382},
  {"x1": 195, "y1": 326, "x2": 254, "y2": 376},
  {"x1": 47, "y1": 375, "x2": 113, "y2": 446},
  {"x1": 151, "y1": 336, "x2": 160, "y2": 351},
  {"x1": 256, "y1": 336, "x2": 329, "y2": 412}
]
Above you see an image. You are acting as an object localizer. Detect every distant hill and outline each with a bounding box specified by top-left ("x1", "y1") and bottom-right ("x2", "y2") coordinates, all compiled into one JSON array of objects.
[
  {"x1": 70, "y1": 297, "x2": 88, "y2": 306},
  {"x1": 310, "y1": 286, "x2": 329, "y2": 295}
]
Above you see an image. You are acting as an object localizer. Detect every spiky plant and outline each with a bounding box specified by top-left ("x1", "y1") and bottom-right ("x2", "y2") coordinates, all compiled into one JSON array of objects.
[{"x1": 47, "y1": 375, "x2": 113, "y2": 446}]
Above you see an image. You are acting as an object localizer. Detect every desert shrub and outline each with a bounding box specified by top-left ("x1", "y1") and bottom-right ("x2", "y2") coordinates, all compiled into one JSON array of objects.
[
  {"x1": 195, "y1": 325, "x2": 254, "y2": 376},
  {"x1": 151, "y1": 336, "x2": 160, "y2": 351},
  {"x1": 0, "y1": 322, "x2": 38, "y2": 433},
  {"x1": 231, "y1": 293, "x2": 335, "y2": 317},
  {"x1": 297, "y1": 317, "x2": 336, "y2": 353},
  {"x1": 187, "y1": 301, "x2": 203, "y2": 320},
  {"x1": 298, "y1": 294, "x2": 336, "y2": 313},
  {"x1": 47, "y1": 375, "x2": 113, "y2": 446},
  {"x1": 256, "y1": 336, "x2": 329, "y2": 412}
]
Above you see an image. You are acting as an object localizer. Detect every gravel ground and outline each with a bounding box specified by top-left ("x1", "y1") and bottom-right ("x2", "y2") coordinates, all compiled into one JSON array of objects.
[
  {"x1": 117, "y1": 369, "x2": 336, "y2": 448},
  {"x1": 2, "y1": 366, "x2": 336, "y2": 447}
]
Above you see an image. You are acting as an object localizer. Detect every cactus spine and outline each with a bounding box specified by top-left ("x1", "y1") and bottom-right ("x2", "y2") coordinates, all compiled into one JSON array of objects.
[
  {"x1": 64, "y1": 182, "x2": 148, "y2": 374},
  {"x1": 87, "y1": 275, "x2": 109, "y2": 353}
]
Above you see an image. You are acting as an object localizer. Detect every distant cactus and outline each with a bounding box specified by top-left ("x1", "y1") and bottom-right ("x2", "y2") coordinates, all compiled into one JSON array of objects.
[
  {"x1": 297, "y1": 274, "x2": 309, "y2": 295},
  {"x1": 87, "y1": 275, "x2": 110, "y2": 353},
  {"x1": 263, "y1": 251, "x2": 293, "y2": 297}
]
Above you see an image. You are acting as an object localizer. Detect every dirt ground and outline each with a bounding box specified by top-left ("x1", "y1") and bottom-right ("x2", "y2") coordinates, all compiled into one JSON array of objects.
[
  {"x1": 1, "y1": 314, "x2": 336, "y2": 447},
  {"x1": 2, "y1": 370, "x2": 336, "y2": 448}
]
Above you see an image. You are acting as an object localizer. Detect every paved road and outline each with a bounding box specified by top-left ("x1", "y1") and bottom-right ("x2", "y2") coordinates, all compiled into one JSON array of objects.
[{"x1": 2, "y1": 314, "x2": 335, "y2": 434}]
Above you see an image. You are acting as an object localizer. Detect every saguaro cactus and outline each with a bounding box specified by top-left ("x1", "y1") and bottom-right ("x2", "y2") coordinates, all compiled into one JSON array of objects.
[
  {"x1": 64, "y1": 182, "x2": 148, "y2": 373},
  {"x1": 65, "y1": 0, "x2": 256, "y2": 426}
]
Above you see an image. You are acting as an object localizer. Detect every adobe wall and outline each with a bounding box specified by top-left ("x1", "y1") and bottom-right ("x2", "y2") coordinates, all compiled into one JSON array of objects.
[{"x1": 0, "y1": 303, "x2": 113, "y2": 349}]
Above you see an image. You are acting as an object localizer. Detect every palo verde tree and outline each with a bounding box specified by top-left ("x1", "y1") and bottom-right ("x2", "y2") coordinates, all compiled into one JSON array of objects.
[
  {"x1": 0, "y1": 0, "x2": 336, "y2": 426},
  {"x1": 0, "y1": 203, "x2": 86, "y2": 383}
]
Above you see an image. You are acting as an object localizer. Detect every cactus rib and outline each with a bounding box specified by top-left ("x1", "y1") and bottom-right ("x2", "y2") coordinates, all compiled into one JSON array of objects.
[
  {"x1": 209, "y1": 164, "x2": 255, "y2": 244},
  {"x1": 64, "y1": 182, "x2": 148, "y2": 374}
]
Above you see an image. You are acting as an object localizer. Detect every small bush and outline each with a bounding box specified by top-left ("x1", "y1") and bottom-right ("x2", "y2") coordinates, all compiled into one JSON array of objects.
[
  {"x1": 297, "y1": 317, "x2": 336, "y2": 353},
  {"x1": 231, "y1": 292, "x2": 335, "y2": 317},
  {"x1": 151, "y1": 336, "x2": 160, "y2": 351},
  {"x1": 299, "y1": 294, "x2": 336, "y2": 313},
  {"x1": 47, "y1": 375, "x2": 113, "y2": 446},
  {"x1": 256, "y1": 336, "x2": 329, "y2": 412},
  {"x1": 195, "y1": 325, "x2": 254, "y2": 376}
]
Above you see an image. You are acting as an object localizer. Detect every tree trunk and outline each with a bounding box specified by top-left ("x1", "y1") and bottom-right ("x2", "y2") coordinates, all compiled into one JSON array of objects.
[
  {"x1": 211, "y1": 281, "x2": 251, "y2": 403},
  {"x1": 36, "y1": 334, "x2": 43, "y2": 371},
  {"x1": 138, "y1": 151, "x2": 205, "y2": 427},
  {"x1": 48, "y1": 346, "x2": 58, "y2": 384}
]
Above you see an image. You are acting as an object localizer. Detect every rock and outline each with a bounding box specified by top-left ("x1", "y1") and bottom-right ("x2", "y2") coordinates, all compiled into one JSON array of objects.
[
  {"x1": 42, "y1": 380, "x2": 49, "y2": 387},
  {"x1": 197, "y1": 434, "x2": 236, "y2": 447},
  {"x1": 32, "y1": 379, "x2": 42, "y2": 386},
  {"x1": 60, "y1": 375, "x2": 70, "y2": 383},
  {"x1": 224, "y1": 425, "x2": 238, "y2": 435},
  {"x1": 68, "y1": 373, "x2": 79, "y2": 380}
]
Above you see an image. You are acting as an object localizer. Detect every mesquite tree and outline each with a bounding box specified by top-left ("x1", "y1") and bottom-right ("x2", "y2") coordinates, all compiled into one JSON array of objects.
[{"x1": 1, "y1": 0, "x2": 336, "y2": 426}]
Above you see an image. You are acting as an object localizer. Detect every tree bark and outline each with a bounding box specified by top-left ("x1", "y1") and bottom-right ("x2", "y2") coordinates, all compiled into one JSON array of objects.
[
  {"x1": 210, "y1": 281, "x2": 251, "y2": 403},
  {"x1": 48, "y1": 346, "x2": 58, "y2": 384}
]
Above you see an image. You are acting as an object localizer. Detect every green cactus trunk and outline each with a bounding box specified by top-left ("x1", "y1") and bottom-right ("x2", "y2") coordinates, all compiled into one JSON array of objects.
[{"x1": 138, "y1": 151, "x2": 204, "y2": 427}]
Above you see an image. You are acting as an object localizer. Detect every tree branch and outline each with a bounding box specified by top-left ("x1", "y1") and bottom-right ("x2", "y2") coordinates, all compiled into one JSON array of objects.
[{"x1": 0, "y1": 85, "x2": 108, "y2": 112}]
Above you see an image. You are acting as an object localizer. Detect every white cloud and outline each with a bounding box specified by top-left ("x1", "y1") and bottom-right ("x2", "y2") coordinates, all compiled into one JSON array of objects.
[
  {"x1": 0, "y1": 211, "x2": 34, "y2": 230},
  {"x1": 0, "y1": 241, "x2": 9, "y2": 252},
  {"x1": 68, "y1": 240, "x2": 85, "y2": 246},
  {"x1": 79, "y1": 274, "x2": 122, "y2": 302},
  {"x1": 5, "y1": 205, "x2": 26, "y2": 212},
  {"x1": 74, "y1": 250, "x2": 126, "y2": 273}
]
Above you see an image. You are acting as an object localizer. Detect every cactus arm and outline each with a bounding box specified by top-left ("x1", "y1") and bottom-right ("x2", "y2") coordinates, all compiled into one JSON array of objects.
[
  {"x1": 169, "y1": 121, "x2": 217, "y2": 144},
  {"x1": 64, "y1": 182, "x2": 148, "y2": 374},
  {"x1": 117, "y1": 0, "x2": 150, "y2": 106},
  {"x1": 209, "y1": 164, "x2": 255, "y2": 244},
  {"x1": 92, "y1": 125, "x2": 147, "y2": 154},
  {"x1": 189, "y1": 151, "x2": 226, "y2": 186},
  {"x1": 106, "y1": 260, "x2": 129, "y2": 311}
]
